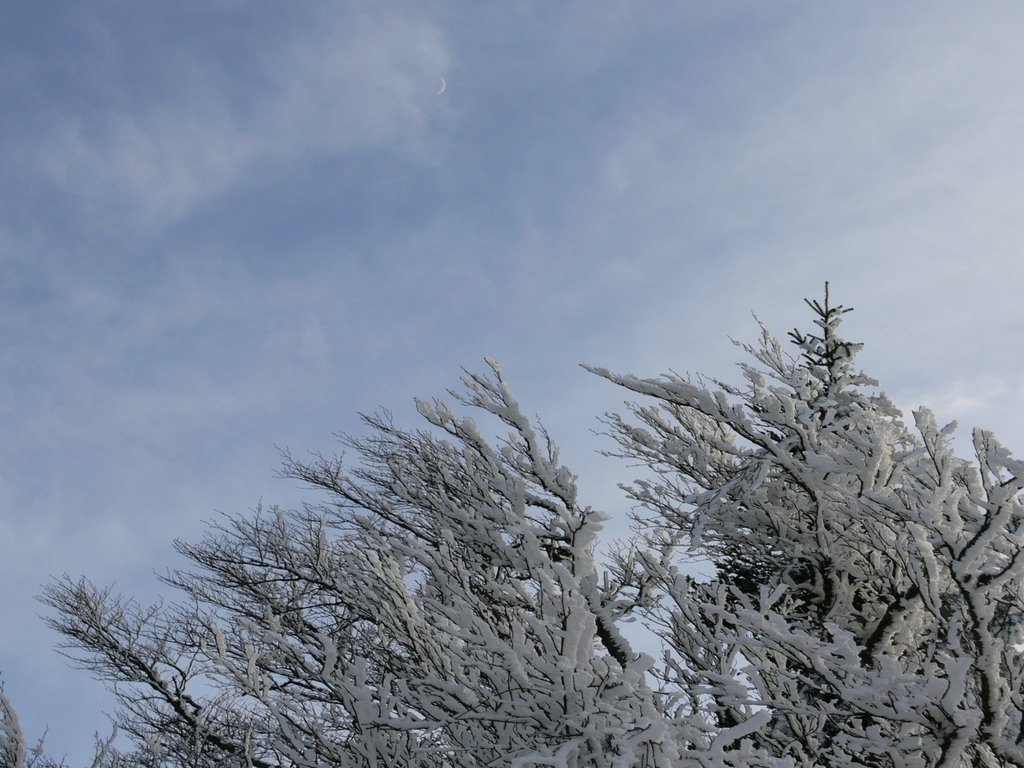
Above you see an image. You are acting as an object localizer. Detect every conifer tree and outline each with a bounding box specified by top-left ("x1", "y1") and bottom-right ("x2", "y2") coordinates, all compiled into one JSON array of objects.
[{"x1": 591, "y1": 285, "x2": 1024, "y2": 766}]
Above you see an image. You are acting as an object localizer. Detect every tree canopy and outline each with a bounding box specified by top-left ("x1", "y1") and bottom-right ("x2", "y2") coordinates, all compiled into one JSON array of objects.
[{"x1": 4, "y1": 289, "x2": 1023, "y2": 767}]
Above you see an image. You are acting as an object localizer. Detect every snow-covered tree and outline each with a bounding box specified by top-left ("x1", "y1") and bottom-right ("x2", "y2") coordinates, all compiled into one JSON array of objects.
[
  {"x1": 1, "y1": 676, "x2": 119, "y2": 768},
  {"x1": 588, "y1": 287, "x2": 1024, "y2": 767},
  {"x1": 13, "y1": 289, "x2": 1024, "y2": 766},
  {"x1": 1, "y1": 681, "x2": 28, "y2": 768}
]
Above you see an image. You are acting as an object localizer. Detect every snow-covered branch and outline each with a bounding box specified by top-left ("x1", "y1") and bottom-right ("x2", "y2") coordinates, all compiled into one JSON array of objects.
[{"x1": 22, "y1": 290, "x2": 1023, "y2": 767}]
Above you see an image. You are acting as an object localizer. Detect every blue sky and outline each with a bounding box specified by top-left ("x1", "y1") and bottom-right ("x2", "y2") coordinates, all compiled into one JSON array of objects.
[{"x1": 3, "y1": 2, "x2": 1024, "y2": 760}]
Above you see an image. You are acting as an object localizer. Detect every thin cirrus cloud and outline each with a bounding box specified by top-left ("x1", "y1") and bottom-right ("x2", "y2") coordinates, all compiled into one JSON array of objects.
[
  {"x1": 37, "y1": 10, "x2": 450, "y2": 230},
  {"x1": 547, "y1": 5, "x2": 1024, "y2": 405}
]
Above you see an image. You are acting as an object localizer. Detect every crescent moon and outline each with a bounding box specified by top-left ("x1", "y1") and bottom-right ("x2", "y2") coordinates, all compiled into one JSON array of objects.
[{"x1": 437, "y1": 77, "x2": 447, "y2": 96}]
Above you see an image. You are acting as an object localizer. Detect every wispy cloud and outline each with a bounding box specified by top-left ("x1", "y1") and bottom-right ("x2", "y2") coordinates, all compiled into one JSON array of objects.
[{"x1": 37, "y1": 9, "x2": 450, "y2": 230}]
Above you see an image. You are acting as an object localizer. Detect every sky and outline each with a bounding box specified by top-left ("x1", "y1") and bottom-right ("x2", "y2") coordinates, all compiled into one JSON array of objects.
[{"x1": 2, "y1": 2, "x2": 1024, "y2": 761}]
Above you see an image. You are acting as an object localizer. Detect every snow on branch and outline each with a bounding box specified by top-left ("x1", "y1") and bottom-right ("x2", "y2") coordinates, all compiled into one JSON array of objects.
[{"x1": 15, "y1": 289, "x2": 1023, "y2": 768}]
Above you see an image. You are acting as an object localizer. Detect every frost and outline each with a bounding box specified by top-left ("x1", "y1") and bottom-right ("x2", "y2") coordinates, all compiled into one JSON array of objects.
[{"x1": 13, "y1": 290, "x2": 1023, "y2": 767}]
